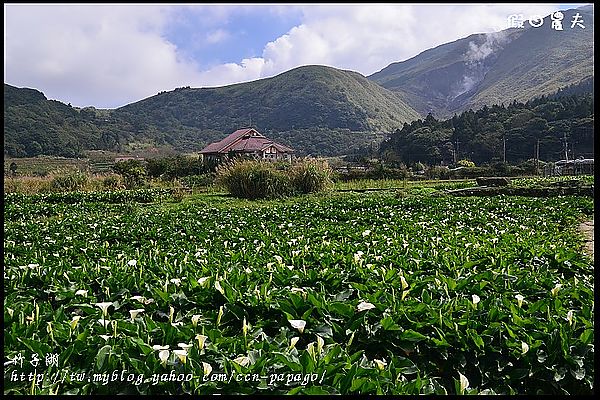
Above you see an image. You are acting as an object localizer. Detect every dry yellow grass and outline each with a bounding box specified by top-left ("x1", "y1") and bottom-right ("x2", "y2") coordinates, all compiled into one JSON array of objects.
[{"x1": 4, "y1": 173, "x2": 109, "y2": 194}]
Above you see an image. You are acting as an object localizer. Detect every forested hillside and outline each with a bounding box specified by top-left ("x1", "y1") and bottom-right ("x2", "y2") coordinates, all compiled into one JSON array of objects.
[{"x1": 380, "y1": 91, "x2": 594, "y2": 165}]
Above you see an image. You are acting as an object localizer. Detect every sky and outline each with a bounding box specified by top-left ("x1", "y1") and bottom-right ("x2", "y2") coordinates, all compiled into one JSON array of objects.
[{"x1": 3, "y1": 3, "x2": 591, "y2": 109}]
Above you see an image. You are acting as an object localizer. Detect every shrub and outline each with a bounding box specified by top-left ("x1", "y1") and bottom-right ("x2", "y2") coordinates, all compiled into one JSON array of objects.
[
  {"x1": 413, "y1": 162, "x2": 426, "y2": 172},
  {"x1": 289, "y1": 159, "x2": 333, "y2": 194},
  {"x1": 170, "y1": 187, "x2": 186, "y2": 203},
  {"x1": 102, "y1": 174, "x2": 125, "y2": 190},
  {"x1": 519, "y1": 158, "x2": 546, "y2": 175},
  {"x1": 146, "y1": 156, "x2": 208, "y2": 179},
  {"x1": 180, "y1": 174, "x2": 215, "y2": 189},
  {"x1": 216, "y1": 160, "x2": 293, "y2": 199},
  {"x1": 425, "y1": 165, "x2": 452, "y2": 180},
  {"x1": 113, "y1": 160, "x2": 147, "y2": 189},
  {"x1": 368, "y1": 163, "x2": 410, "y2": 180},
  {"x1": 457, "y1": 159, "x2": 476, "y2": 168},
  {"x1": 50, "y1": 171, "x2": 89, "y2": 192}
]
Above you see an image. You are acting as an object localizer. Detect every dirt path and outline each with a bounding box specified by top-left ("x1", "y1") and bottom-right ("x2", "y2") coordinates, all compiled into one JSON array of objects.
[{"x1": 579, "y1": 219, "x2": 594, "y2": 259}]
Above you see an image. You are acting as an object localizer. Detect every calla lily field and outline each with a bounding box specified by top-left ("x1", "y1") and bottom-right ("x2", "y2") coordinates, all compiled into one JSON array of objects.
[{"x1": 3, "y1": 187, "x2": 594, "y2": 394}]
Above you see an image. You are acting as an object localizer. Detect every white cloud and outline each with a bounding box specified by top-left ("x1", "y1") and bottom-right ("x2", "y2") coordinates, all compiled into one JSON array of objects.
[
  {"x1": 205, "y1": 29, "x2": 230, "y2": 44},
  {"x1": 197, "y1": 57, "x2": 266, "y2": 87},
  {"x1": 4, "y1": 4, "x2": 203, "y2": 108},
  {"x1": 4, "y1": 4, "x2": 565, "y2": 108},
  {"x1": 259, "y1": 4, "x2": 562, "y2": 76},
  {"x1": 195, "y1": 4, "x2": 563, "y2": 88}
]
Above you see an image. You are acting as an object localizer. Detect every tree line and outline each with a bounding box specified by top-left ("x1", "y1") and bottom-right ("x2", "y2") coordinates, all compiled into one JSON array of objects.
[{"x1": 380, "y1": 91, "x2": 594, "y2": 166}]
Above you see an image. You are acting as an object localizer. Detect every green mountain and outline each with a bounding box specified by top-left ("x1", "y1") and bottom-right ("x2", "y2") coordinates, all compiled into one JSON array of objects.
[
  {"x1": 4, "y1": 65, "x2": 421, "y2": 158},
  {"x1": 369, "y1": 6, "x2": 594, "y2": 118},
  {"x1": 3, "y1": 84, "x2": 110, "y2": 157}
]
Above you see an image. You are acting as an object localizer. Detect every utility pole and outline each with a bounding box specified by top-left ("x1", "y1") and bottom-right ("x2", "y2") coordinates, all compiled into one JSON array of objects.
[
  {"x1": 536, "y1": 138, "x2": 540, "y2": 175},
  {"x1": 455, "y1": 139, "x2": 460, "y2": 162},
  {"x1": 503, "y1": 136, "x2": 506, "y2": 163},
  {"x1": 563, "y1": 132, "x2": 569, "y2": 161}
]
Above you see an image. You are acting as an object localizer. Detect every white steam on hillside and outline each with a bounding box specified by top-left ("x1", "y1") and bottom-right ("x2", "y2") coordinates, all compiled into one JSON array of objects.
[{"x1": 453, "y1": 31, "x2": 512, "y2": 98}]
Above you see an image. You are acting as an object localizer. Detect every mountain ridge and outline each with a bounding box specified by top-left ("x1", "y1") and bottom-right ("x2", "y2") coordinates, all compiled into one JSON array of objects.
[
  {"x1": 368, "y1": 6, "x2": 594, "y2": 117},
  {"x1": 4, "y1": 65, "x2": 421, "y2": 157}
]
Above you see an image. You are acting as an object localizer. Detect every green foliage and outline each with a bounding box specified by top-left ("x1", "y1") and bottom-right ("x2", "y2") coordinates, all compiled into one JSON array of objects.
[
  {"x1": 519, "y1": 159, "x2": 546, "y2": 174},
  {"x1": 381, "y1": 93, "x2": 594, "y2": 166},
  {"x1": 457, "y1": 159, "x2": 475, "y2": 168},
  {"x1": 4, "y1": 188, "x2": 175, "y2": 205},
  {"x1": 146, "y1": 156, "x2": 208, "y2": 179},
  {"x1": 102, "y1": 174, "x2": 124, "y2": 190},
  {"x1": 180, "y1": 174, "x2": 215, "y2": 189},
  {"x1": 50, "y1": 171, "x2": 89, "y2": 192},
  {"x1": 216, "y1": 160, "x2": 294, "y2": 199},
  {"x1": 289, "y1": 159, "x2": 333, "y2": 194},
  {"x1": 3, "y1": 191, "x2": 594, "y2": 395},
  {"x1": 113, "y1": 160, "x2": 147, "y2": 189},
  {"x1": 425, "y1": 165, "x2": 452, "y2": 180},
  {"x1": 413, "y1": 162, "x2": 426, "y2": 172}
]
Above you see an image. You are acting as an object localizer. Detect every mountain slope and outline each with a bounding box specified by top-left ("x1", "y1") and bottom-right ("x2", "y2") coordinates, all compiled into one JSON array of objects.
[
  {"x1": 4, "y1": 66, "x2": 421, "y2": 157},
  {"x1": 3, "y1": 84, "x2": 109, "y2": 157},
  {"x1": 119, "y1": 65, "x2": 420, "y2": 132},
  {"x1": 369, "y1": 6, "x2": 594, "y2": 117}
]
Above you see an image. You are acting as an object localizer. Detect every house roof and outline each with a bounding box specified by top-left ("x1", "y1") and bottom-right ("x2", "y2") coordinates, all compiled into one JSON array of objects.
[{"x1": 200, "y1": 128, "x2": 294, "y2": 154}]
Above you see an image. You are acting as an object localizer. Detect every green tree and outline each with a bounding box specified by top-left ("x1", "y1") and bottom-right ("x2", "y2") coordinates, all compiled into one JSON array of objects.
[{"x1": 113, "y1": 160, "x2": 147, "y2": 189}]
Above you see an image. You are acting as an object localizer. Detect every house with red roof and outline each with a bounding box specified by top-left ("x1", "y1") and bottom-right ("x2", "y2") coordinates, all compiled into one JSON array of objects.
[{"x1": 200, "y1": 128, "x2": 294, "y2": 162}]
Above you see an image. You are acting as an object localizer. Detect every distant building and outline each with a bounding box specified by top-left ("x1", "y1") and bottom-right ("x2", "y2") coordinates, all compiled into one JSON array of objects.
[
  {"x1": 200, "y1": 128, "x2": 294, "y2": 162},
  {"x1": 550, "y1": 158, "x2": 594, "y2": 176}
]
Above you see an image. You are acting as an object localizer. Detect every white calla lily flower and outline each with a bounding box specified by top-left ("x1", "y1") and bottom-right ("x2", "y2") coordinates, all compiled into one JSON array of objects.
[
  {"x1": 400, "y1": 276, "x2": 409, "y2": 290},
  {"x1": 178, "y1": 343, "x2": 193, "y2": 351},
  {"x1": 129, "y1": 309, "x2": 144, "y2": 320},
  {"x1": 515, "y1": 294, "x2": 524, "y2": 308},
  {"x1": 70, "y1": 316, "x2": 81, "y2": 330},
  {"x1": 374, "y1": 358, "x2": 387, "y2": 370},
  {"x1": 158, "y1": 350, "x2": 170, "y2": 365},
  {"x1": 97, "y1": 318, "x2": 110, "y2": 328},
  {"x1": 288, "y1": 319, "x2": 306, "y2": 334},
  {"x1": 197, "y1": 277, "x2": 210, "y2": 287},
  {"x1": 202, "y1": 362, "x2": 212, "y2": 376},
  {"x1": 233, "y1": 356, "x2": 250, "y2": 367},
  {"x1": 95, "y1": 302, "x2": 113, "y2": 316},
  {"x1": 195, "y1": 334, "x2": 208, "y2": 349},
  {"x1": 191, "y1": 314, "x2": 201, "y2": 327},
  {"x1": 130, "y1": 295, "x2": 145, "y2": 303},
  {"x1": 356, "y1": 301, "x2": 376, "y2": 312},
  {"x1": 215, "y1": 280, "x2": 225, "y2": 295},
  {"x1": 458, "y1": 372, "x2": 469, "y2": 394},
  {"x1": 173, "y1": 349, "x2": 187, "y2": 364},
  {"x1": 289, "y1": 337, "x2": 300, "y2": 349}
]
